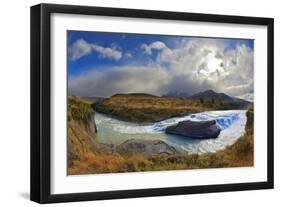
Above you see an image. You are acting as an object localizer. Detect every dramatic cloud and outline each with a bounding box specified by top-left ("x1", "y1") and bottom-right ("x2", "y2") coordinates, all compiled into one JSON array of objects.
[
  {"x1": 69, "y1": 38, "x2": 253, "y2": 98},
  {"x1": 68, "y1": 39, "x2": 122, "y2": 61}
]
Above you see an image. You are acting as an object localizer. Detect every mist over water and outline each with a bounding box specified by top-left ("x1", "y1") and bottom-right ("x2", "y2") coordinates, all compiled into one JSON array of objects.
[{"x1": 94, "y1": 110, "x2": 247, "y2": 155}]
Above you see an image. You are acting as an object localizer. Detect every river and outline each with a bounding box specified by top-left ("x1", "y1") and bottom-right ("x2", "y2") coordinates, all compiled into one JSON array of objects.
[{"x1": 93, "y1": 110, "x2": 247, "y2": 155}]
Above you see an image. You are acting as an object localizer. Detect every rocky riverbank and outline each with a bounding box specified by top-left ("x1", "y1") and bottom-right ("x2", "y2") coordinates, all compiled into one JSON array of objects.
[{"x1": 116, "y1": 139, "x2": 182, "y2": 157}]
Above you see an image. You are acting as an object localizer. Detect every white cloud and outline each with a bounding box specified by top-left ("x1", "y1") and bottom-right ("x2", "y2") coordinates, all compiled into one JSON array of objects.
[
  {"x1": 68, "y1": 38, "x2": 122, "y2": 61},
  {"x1": 150, "y1": 41, "x2": 166, "y2": 50},
  {"x1": 68, "y1": 39, "x2": 92, "y2": 61},
  {"x1": 124, "y1": 52, "x2": 132, "y2": 58},
  {"x1": 91, "y1": 44, "x2": 122, "y2": 60},
  {"x1": 69, "y1": 38, "x2": 254, "y2": 98},
  {"x1": 141, "y1": 41, "x2": 167, "y2": 55}
]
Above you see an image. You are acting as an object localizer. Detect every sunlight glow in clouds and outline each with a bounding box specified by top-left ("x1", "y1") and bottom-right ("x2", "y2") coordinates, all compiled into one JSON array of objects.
[{"x1": 68, "y1": 33, "x2": 253, "y2": 98}]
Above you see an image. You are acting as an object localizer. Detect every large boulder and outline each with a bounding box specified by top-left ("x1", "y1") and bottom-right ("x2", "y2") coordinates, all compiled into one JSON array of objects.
[
  {"x1": 165, "y1": 120, "x2": 221, "y2": 139},
  {"x1": 116, "y1": 139, "x2": 180, "y2": 156}
]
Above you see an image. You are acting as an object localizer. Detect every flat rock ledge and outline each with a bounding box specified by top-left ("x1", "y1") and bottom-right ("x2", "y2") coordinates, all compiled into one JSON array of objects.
[
  {"x1": 115, "y1": 139, "x2": 181, "y2": 156},
  {"x1": 165, "y1": 120, "x2": 221, "y2": 139}
]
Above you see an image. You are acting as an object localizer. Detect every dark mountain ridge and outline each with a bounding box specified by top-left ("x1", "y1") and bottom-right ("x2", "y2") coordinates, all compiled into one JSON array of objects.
[
  {"x1": 190, "y1": 89, "x2": 251, "y2": 109},
  {"x1": 191, "y1": 90, "x2": 235, "y2": 101}
]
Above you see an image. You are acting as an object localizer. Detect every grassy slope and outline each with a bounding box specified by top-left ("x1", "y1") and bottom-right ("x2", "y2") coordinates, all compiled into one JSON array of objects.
[
  {"x1": 68, "y1": 96, "x2": 253, "y2": 174},
  {"x1": 67, "y1": 97, "x2": 115, "y2": 174},
  {"x1": 67, "y1": 97, "x2": 96, "y2": 168},
  {"x1": 94, "y1": 94, "x2": 238, "y2": 123}
]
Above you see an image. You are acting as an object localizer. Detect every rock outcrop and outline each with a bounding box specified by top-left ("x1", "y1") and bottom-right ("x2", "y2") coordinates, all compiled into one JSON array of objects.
[
  {"x1": 165, "y1": 120, "x2": 221, "y2": 139},
  {"x1": 116, "y1": 139, "x2": 180, "y2": 156}
]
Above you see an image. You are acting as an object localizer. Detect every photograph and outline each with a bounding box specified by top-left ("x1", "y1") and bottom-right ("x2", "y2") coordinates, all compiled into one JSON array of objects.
[
  {"x1": 30, "y1": 3, "x2": 274, "y2": 203},
  {"x1": 67, "y1": 31, "x2": 254, "y2": 175}
]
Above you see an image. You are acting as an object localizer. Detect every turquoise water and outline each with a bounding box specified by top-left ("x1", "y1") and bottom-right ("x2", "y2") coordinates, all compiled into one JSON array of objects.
[{"x1": 94, "y1": 110, "x2": 247, "y2": 154}]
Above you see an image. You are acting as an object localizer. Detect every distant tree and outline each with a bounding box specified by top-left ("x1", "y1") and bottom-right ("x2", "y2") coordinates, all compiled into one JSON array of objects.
[{"x1": 200, "y1": 98, "x2": 204, "y2": 104}]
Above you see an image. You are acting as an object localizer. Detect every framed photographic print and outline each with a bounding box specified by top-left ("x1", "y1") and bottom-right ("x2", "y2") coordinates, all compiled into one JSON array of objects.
[{"x1": 30, "y1": 3, "x2": 274, "y2": 203}]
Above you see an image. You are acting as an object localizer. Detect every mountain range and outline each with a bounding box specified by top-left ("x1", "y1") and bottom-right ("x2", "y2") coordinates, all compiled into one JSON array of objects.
[
  {"x1": 164, "y1": 89, "x2": 250, "y2": 102},
  {"x1": 163, "y1": 89, "x2": 251, "y2": 108}
]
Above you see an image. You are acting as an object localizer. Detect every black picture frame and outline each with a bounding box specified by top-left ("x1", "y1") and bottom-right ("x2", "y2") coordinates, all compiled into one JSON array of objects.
[{"x1": 30, "y1": 3, "x2": 274, "y2": 204}]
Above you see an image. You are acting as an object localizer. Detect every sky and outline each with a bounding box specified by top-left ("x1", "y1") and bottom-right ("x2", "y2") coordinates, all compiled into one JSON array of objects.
[{"x1": 67, "y1": 31, "x2": 254, "y2": 99}]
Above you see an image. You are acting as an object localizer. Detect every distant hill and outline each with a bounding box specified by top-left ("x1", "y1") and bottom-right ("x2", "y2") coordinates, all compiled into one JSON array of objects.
[
  {"x1": 190, "y1": 90, "x2": 234, "y2": 102},
  {"x1": 94, "y1": 94, "x2": 204, "y2": 123},
  {"x1": 190, "y1": 90, "x2": 250, "y2": 108},
  {"x1": 93, "y1": 90, "x2": 251, "y2": 123}
]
